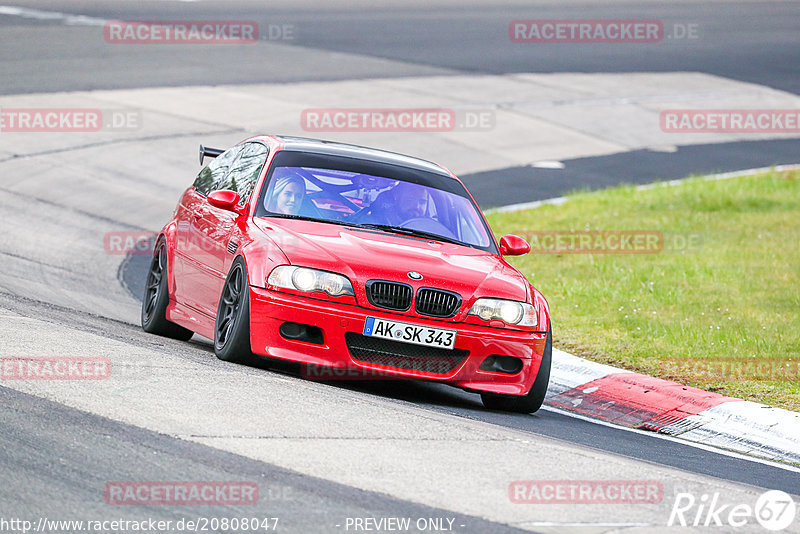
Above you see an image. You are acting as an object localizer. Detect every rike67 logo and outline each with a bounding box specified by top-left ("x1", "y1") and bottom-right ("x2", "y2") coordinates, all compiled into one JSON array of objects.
[{"x1": 669, "y1": 490, "x2": 796, "y2": 531}]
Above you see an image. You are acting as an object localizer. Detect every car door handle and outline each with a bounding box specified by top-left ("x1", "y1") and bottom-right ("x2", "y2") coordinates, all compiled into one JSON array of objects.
[{"x1": 193, "y1": 210, "x2": 204, "y2": 220}]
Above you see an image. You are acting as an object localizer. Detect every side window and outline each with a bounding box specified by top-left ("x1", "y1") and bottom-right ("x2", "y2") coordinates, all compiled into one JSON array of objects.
[
  {"x1": 192, "y1": 145, "x2": 243, "y2": 196},
  {"x1": 217, "y1": 143, "x2": 269, "y2": 206}
]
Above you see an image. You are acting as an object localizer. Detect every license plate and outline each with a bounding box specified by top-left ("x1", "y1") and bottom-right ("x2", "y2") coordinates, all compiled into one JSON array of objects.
[{"x1": 363, "y1": 317, "x2": 456, "y2": 350}]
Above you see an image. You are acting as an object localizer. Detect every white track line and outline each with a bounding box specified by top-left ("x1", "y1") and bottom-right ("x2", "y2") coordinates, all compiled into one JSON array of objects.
[
  {"x1": 0, "y1": 6, "x2": 106, "y2": 26},
  {"x1": 542, "y1": 405, "x2": 800, "y2": 474}
]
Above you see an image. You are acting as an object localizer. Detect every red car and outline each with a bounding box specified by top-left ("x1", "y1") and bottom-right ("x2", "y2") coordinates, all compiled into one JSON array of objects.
[{"x1": 141, "y1": 135, "x2": 551, "y2": 413}]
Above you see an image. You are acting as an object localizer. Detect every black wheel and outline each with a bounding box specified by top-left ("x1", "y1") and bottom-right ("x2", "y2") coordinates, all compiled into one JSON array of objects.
[
  {"x1": 481, "y1": 327, "x2": 552, "y2": 413},
  {"x1": 214, "y1": 257, "x2": 253, "y2": 363},
  {"x1": 141, "y1": 238, "x2": 194, "y2": 341}
]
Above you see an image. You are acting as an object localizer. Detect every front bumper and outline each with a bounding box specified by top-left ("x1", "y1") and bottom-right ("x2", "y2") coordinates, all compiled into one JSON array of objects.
[{"x1": 248, "y1": 286, "x2": 547, "y2": 396}]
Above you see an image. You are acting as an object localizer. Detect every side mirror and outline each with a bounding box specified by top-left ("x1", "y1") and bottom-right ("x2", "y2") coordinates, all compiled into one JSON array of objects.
[
  {"x1": 499, "y1": 234, "x2": 530, "y2": 256},
  {"x1": 207, "y1": 190, "x2": 243, "y2": 214}
]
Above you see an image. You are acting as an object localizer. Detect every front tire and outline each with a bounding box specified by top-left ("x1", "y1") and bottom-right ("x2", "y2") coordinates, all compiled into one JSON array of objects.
[
  {"x1": 481, "y1": 327, "x2": 552, "y2": 413},
  {"x1": 214, "y1": 257, "x2": 254, "y2": 364}
]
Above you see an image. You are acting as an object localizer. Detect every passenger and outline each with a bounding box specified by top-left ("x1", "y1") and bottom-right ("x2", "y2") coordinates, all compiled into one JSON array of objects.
[{"x1": 266, "y1": 172, "x2": 306, "y2": 215}]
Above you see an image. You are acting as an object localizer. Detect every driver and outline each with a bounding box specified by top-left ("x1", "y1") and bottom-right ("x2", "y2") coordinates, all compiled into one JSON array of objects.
[
  {"x1": 369, "y1": 181, "x2": 429, "y2": 225},
  {"x1": 397, "y1": 182, "x2": 429, "y2": 221}
]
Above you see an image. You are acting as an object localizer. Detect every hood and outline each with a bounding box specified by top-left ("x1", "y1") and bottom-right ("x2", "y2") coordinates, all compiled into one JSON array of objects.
[{"x1": 253, "y1": 218, "x2": 529, "y2": 305}]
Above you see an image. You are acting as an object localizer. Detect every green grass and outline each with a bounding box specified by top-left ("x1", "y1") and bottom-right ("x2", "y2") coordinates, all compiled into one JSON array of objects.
[{"x1": 486, "y1": 169, "x2": 800, "y2": 411}]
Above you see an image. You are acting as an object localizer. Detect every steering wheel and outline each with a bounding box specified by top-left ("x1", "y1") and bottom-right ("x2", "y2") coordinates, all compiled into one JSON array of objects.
[{"x1": 399, "y1": 217, "x2": 457, "y2": 239}]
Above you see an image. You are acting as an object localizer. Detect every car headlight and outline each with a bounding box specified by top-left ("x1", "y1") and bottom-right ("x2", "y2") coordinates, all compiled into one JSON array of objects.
[
  {"x1": 468, "y1": 298, "x2": 537, "y2": 327},
  {"x1": 268, "y1": 266, "x2": 354, "y2": 297}
]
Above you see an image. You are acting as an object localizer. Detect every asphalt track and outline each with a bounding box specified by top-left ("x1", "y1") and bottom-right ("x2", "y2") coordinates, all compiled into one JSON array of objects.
[
  {"x1": 2, "y1": 0, "x2": 798, "y2": 205},
  {"x1": 0, "y1": 386, "x2": 524, "y2": 534},
  {"x1": 1, "y1": 1, "x2": 800, "y2": 532},
  {"x1": 2, "y1": 0, "x2": 798, "y2": 95},
  {"x1": 116, "y1": 257, "x2": 800, "y2": 495},
  {"x1": 462, "y1": 138, "x2": 800, "y2": 208}
]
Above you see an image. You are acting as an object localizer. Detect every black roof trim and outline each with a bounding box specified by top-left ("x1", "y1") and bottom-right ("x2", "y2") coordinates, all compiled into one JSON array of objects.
[{"x1": 273, "y1": 135, "x2": 452, "y2": 177}]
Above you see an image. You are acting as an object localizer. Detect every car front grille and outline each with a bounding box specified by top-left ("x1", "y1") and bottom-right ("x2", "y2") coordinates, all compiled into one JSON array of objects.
[
  {"x1": 345, "y1": 333, "x2": 468, "y2": 375},
  {"x1": 415, "y1": 288, "x2": 461, "y2": 317},
  {"x1": 366, "y1": 281, "x2": 412, "y2": 311},
  {"x1": 366, "y1": 280, "x2": 462, "y2": 317}
]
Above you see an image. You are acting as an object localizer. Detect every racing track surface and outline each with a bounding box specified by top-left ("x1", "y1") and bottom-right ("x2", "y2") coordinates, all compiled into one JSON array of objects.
[
  {"x1": 1, "y1": 1, "x2": 800, "y2": 532},
  {"x1": 2, "y1": 0, "x2": 799, "y2": 94},
  {"x1": 1, "y1": 0, "x2": 799, "y2": 205}
]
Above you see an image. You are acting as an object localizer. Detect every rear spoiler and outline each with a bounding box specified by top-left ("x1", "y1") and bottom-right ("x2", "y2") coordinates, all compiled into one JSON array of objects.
[{"x1": 199, "y1": 144, "x2": 224, "y2": 165}]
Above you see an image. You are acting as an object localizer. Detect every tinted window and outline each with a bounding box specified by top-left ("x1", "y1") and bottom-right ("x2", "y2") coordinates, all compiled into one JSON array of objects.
[
  {"x1": 192, "y1": 145, "x2": 242, "y2": 196},
  {"x1": 255, "y1": 151, "x2": 496, "y2": 252},
  {"x1": 217, "y1": 142, "x2": 269, "y2": 205}
]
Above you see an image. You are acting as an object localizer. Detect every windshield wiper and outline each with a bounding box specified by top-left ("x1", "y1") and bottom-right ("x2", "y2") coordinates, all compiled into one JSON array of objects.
[
  {"x1": 359, "y1": 224, "x2": 464, "y2": 246},
  {"x1": 266, "y1": 213, "x2": 319, "y2": 221},
  {"x1": 266, "y1": 214, "x2": 360, "y2": 228}
]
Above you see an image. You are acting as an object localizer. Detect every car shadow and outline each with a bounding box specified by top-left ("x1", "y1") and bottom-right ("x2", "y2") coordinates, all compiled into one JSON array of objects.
[
  {"x1": 247, "y1": 352, "x2": 499, "y2": 413},
  {"x1": 125, "y1": 299, "x2": 519, "y2": 416},
  {"x1": 173, "y1": 334, "x2": 521, "y2": 415}
]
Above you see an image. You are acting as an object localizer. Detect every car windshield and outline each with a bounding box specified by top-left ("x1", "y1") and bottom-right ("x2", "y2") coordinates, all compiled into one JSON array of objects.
[{"x1": 255, "y1": 150, "x2": 495, "y2": 252}]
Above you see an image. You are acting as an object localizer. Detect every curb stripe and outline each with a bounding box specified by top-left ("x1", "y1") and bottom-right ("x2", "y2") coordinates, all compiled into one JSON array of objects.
[
  {"x1": 547, "y1": 350, "x2": 800, "y2": 465},
  {"x1": 549, "y1": 372, "x2": 738, "y2": 429}
]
